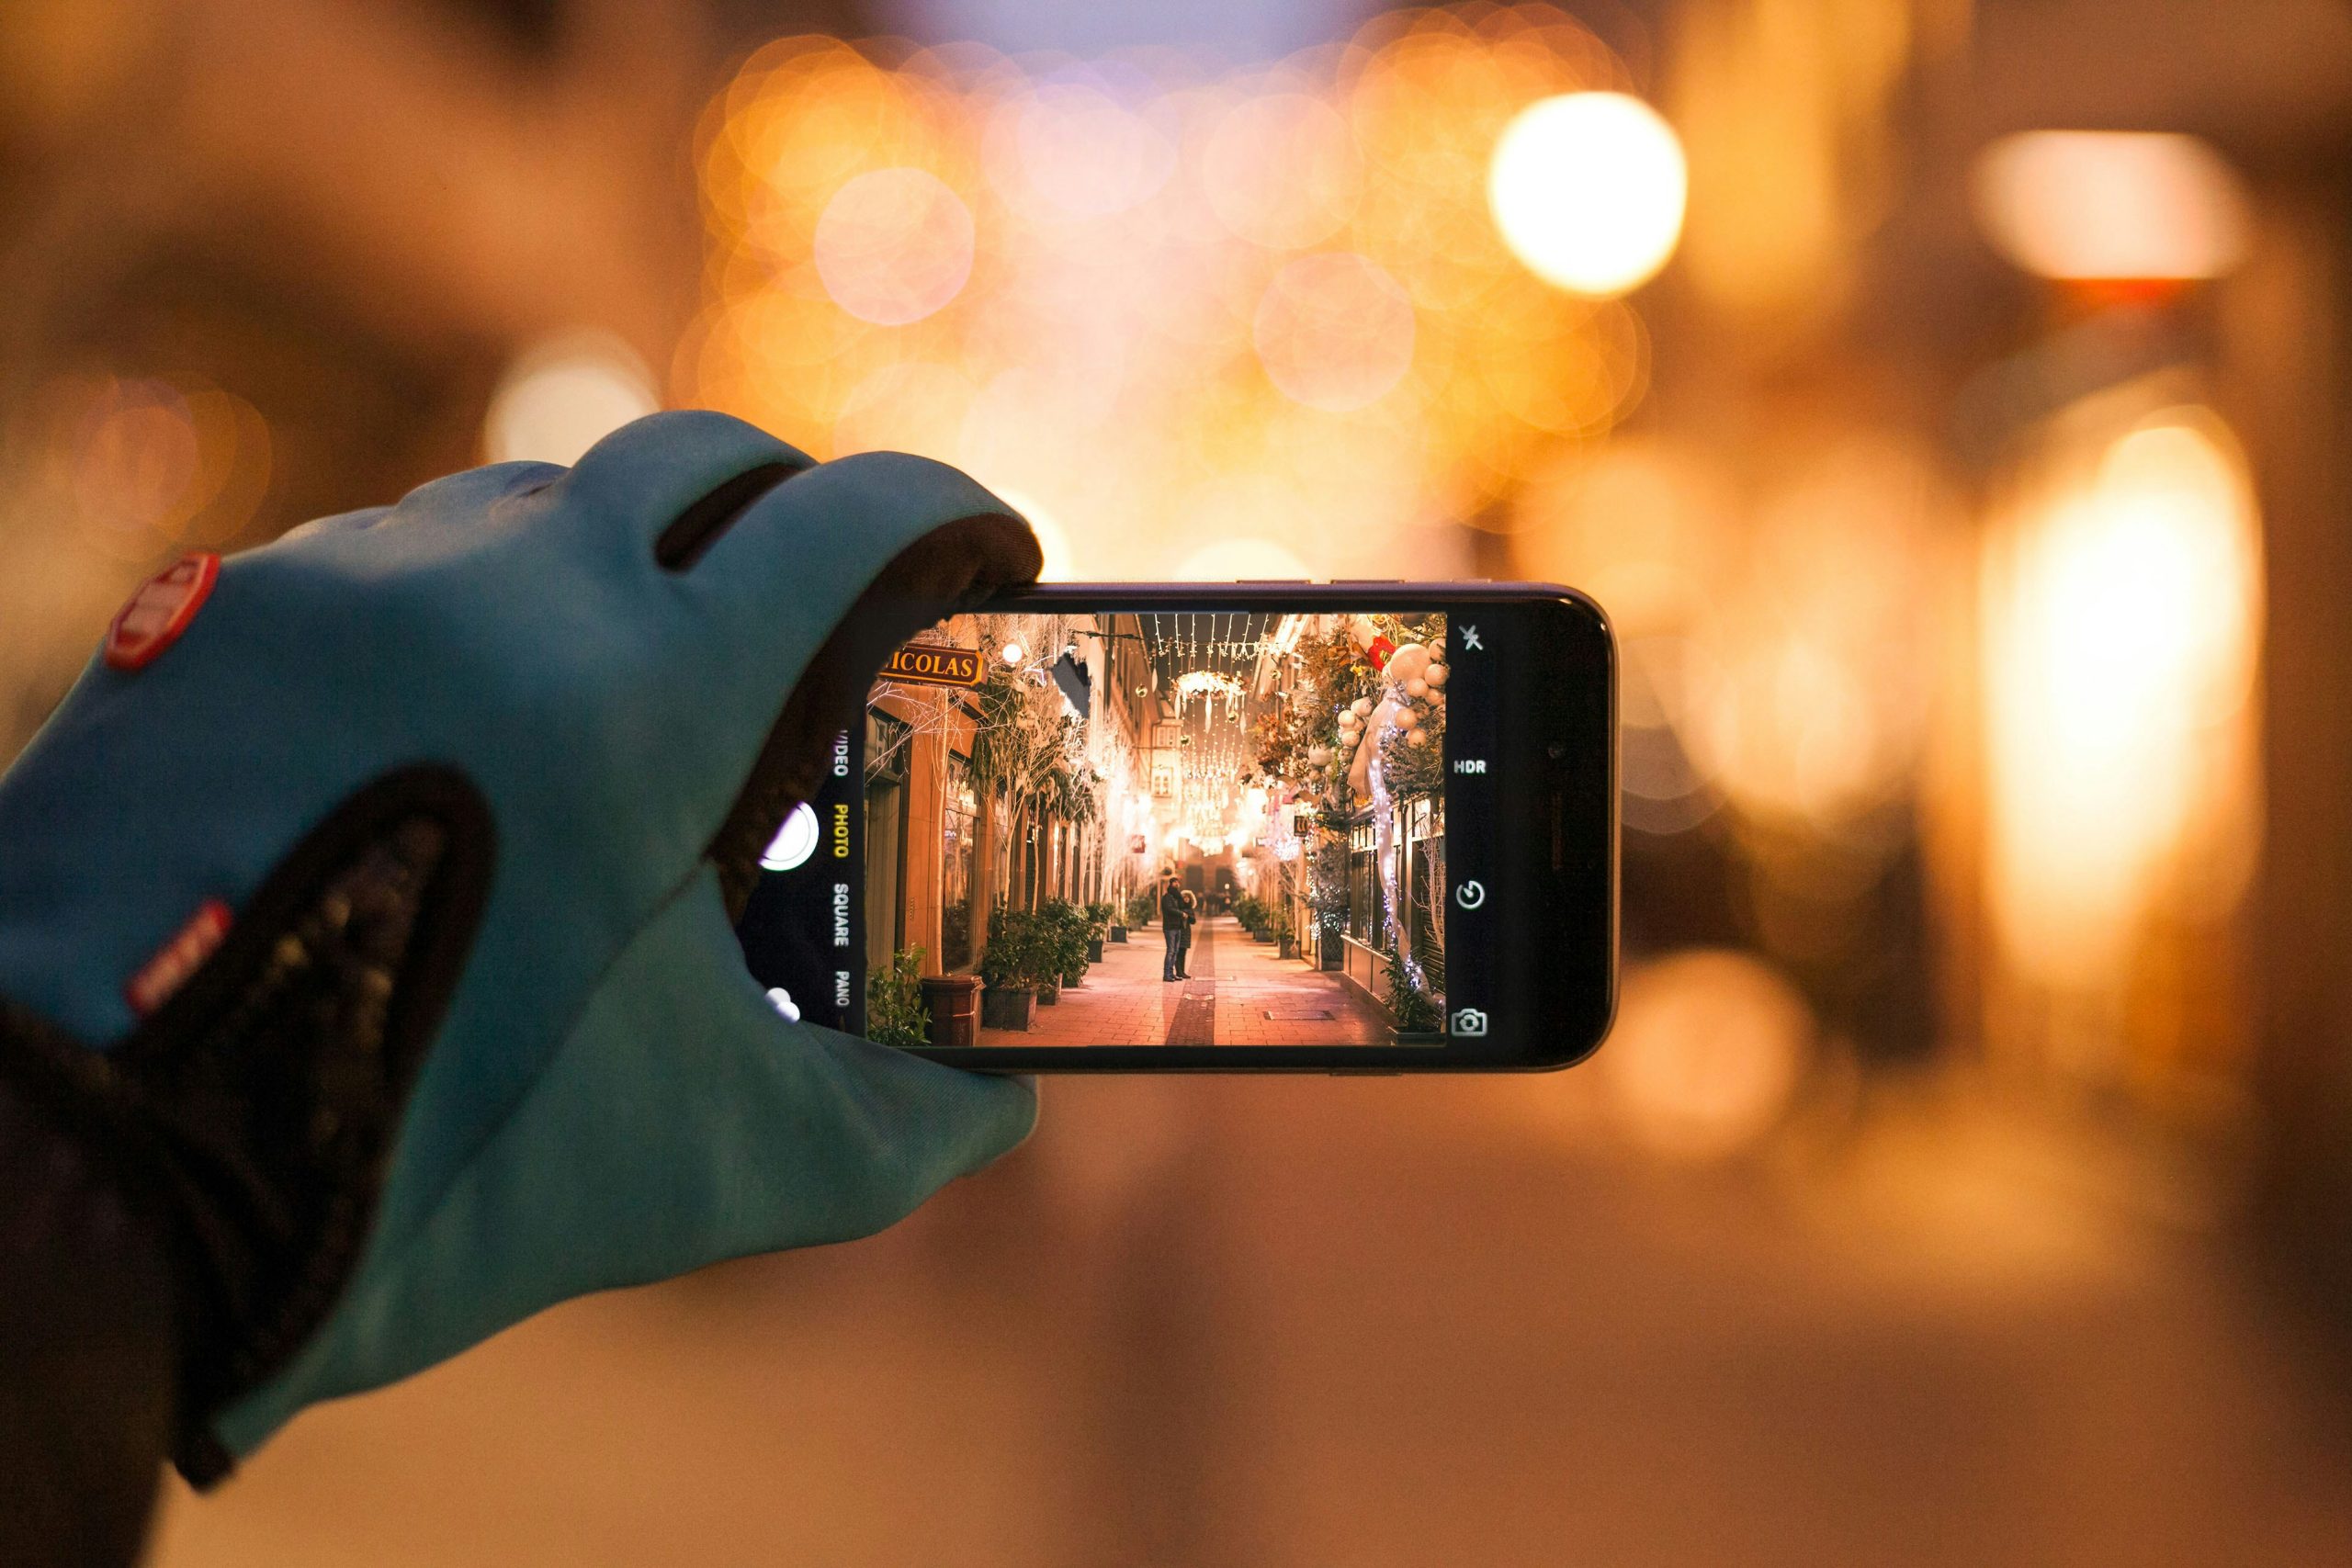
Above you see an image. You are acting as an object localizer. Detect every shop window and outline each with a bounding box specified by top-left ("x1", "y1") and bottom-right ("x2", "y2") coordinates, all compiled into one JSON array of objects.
[
  {"x1": 865, "y1": 710, "x2": 910, "y2": 970},
  {"x1": 1408, "y1": 831, "x2": 1446, "y2": 994},
  {"x1": 941, "y1": 751, "x2": 977, "y2": 968},
  {"x1": 1349, "y1": 848, "x2": 1379, "y2": 942}
]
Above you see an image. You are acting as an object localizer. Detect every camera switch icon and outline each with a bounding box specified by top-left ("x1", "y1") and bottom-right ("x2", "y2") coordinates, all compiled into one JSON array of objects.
[
  {"x1": 1450, "y1": 1008, "x2": 1488, "y2": 1037},
  {"x1": 1454, "y1": 879, "x2": 1487, "y2": 909}
]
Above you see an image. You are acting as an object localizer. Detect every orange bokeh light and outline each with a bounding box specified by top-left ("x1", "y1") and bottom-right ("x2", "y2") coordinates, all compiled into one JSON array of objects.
[{"x1": 687, "y1": 6, "x2": 1648, "y2": 574}]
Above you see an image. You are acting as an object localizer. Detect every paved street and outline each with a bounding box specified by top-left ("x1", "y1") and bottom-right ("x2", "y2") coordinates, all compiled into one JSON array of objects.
[
  {"x1": 978, "y1": 916, "x2": 1394, "y2": 1047},
  {"x1": 153, "y1": 1071, "x2": 2352, "y2": 1568}
]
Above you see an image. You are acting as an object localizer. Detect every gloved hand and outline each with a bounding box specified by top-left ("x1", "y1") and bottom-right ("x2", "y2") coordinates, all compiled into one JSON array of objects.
[{"x1": 0, "y1": 411, "x2": 1040, "y2": 1483}]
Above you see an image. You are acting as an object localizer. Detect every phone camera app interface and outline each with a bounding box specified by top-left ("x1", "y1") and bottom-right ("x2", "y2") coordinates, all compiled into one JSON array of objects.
[{"x1": 740, "y1": 606, "x2": 1487, "y2": 1050}]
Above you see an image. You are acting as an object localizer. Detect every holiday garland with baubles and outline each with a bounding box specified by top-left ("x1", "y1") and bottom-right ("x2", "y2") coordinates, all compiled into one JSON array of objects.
[{"x1": 1256, "y1": 613, "x2": 1451, "y2": 930}]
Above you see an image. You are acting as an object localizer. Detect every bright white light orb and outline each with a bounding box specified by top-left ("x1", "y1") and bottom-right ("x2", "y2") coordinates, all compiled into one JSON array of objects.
[
  {"x1": 1488, "y1": 93, "x2": 1687, "y2": 297},
  {"x1": 485, "y1": 332, "x2": 659, "y2": 465},
  {"x1": 759, "y1": 802, "x2": 820, "y2": 873},
  {"x1": 999, "y1": 640, "x2": 1025, "y2": 665}
]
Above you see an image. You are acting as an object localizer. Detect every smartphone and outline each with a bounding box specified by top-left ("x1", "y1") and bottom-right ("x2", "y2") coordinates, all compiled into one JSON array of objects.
[{"x1": 734, "y1": 583, "x2": 1615, "y2": 1070}]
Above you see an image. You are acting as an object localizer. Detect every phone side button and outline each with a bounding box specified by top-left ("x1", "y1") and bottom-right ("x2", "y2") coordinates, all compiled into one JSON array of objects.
[{"x1": 1329, "y1": 1068, "x2": 1401, "y2": 1076}]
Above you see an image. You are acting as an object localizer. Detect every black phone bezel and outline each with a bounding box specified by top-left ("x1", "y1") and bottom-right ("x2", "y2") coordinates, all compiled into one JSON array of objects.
[{"x1": 881, "y1": 581, "x2": 1618, "y2": 1073}]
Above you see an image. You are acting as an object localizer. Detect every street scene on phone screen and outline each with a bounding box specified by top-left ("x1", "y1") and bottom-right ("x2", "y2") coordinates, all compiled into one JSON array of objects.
[{"x1": 854, "y1": 610, "x2": 1453, "y2": 1047}]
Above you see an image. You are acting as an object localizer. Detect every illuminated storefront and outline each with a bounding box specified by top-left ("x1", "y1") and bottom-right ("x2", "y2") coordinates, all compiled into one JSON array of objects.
[{"x1": 863, "y1": 611, "x2": 1157, "y2": 977}]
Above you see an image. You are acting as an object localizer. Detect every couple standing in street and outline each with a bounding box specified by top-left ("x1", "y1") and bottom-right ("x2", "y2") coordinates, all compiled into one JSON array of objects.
[{"x1": 1159, "y1": 872, "x2": 1198, "y2": 983}]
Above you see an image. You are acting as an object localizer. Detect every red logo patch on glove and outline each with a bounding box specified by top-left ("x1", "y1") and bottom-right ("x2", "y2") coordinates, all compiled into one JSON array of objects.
[
  {"x1": 126, "y1": 899, "x2": 232, "y2": 1016},
  {"x1": 105, "y1": 552, "x2": 220, "y2": 671}
]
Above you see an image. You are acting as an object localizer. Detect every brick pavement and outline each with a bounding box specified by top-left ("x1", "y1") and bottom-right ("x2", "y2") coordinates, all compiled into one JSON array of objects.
[{"x1": 976, "y1": 915, "x2": 1394, "y2": 1047}]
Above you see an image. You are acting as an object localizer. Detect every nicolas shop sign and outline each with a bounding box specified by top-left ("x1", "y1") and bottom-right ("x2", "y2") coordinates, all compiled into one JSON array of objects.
[{"x1": 880, "y1": 642, "x2": 983, "y2": 689}]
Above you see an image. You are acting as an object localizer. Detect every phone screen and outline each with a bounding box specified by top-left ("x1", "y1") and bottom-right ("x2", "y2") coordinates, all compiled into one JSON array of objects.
[{"x1": 734, "y1": 589, "x2": 1611, "y2": 1066}]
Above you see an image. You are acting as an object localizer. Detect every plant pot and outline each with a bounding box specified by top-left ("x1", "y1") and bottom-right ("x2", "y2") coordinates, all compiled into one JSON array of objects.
[
  {"x1": 1278, "y1": 937, "x2": 1298, "y2": 960},
  {"x1": 1109, "y1": 924, "x2": 1128, "y2": 944},
  {"x1": 1087, "y1": 937, "x2": 1105, "y2": 963},
  {"x1": 979, "y1": 986, "x2": 1035, "y2": 1032},
  {"x1": 921, "y1": 974, "x2": 983, "y2": 1049},
  {"x1": 1036, "y1": 980, "x2": 1060, "y2": 1005},
  {"x1": 1060, "y1": 967, "x2": 1086, "y2": 988},
  {"x1": 1318, "y1": 918, "x2": 1345, "y2": 971}
]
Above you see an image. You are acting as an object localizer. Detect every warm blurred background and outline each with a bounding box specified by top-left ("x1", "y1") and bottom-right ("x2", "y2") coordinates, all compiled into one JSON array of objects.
[{"x1": 7, "y1": 0, "x2": 2352, "y2": 1562}]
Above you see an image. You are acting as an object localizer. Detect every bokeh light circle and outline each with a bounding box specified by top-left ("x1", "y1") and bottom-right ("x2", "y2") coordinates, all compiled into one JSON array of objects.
[
  {"x1": 1600, "y1": 949, "x2": 1813, "y2": 1160},
  {"x1": 1252, "y1": 251, "x2": 1417, "y2": 412},
  {"x1": 832, "y1": 360, "x2": 976, "y2": 459},
  {"x1": 1203, "y1": 92, "x2": 1363, "y2": 249},
  {"x1": 814, "y1": 168, "x2": 976, "y2": 325},
  {"x1": 486, "y1": 333, "x2": 661, "y2": 465},
  {"x1": 1487, "y1": 92, "x2": 1686, "y2": 297},
  {"x1": 44, "y1": 373, "x2": 277, "y2": 561},
  {"x1": 993, "y1": 79, "x2": 1175, "y2": 220},
  {"x1": 695, "y1": 18, "x2": 1660, "y2": 593}
]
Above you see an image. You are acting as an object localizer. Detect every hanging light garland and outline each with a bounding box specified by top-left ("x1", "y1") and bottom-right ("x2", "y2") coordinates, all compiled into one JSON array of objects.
[
  {"x1": 1128, "y1": 610, "x2": 1305, "y2": 852},
  {"x1": 1173, "y1": 668, "x2": 1247, "y2": 722}
]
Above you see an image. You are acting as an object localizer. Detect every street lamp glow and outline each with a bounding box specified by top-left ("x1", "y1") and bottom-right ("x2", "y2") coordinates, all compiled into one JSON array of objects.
[
  {"x1": 1487, "y1": 92, "x2": 1686, "y2": 297},
  {"x1": 485, "y1": 332, "x2": 659, "y2": 466},
  {"x1": 998, "y1": 641, "x2": 1025, "y2": 666},
  {"x1": 1971, "y1": 131, "x2": 2249, "y2": 282}
]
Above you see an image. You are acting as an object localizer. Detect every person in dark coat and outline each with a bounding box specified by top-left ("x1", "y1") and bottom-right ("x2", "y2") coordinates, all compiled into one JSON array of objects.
[{"x1": 1159, "y1": 874, "x2": 1189, "y2": 983}]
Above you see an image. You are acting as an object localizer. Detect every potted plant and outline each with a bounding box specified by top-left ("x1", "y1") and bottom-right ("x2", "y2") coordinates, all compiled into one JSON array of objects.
[
  {"x1": 1039, "y1": 897, "x2": 1090, "y2": 989},
  {"x1": 1036, "y1": 923, "x2": 1062, "y2": 1002},
  {"x1": 920, "y1": 970, "x2": 983, "y2": 1048},
  {"x1": 1023, "y1": 906, "x2": 1068, "y2": 1003},
  {"x1": 978, "y1": 909, "x2": 1039, "y2": 1031},
  {"x1": 1384, "y1": 941, "x2": 1445, "y2": 1043},
  {"x1": 1084, "y1": 901, "x2": 1113, "y2": 961},
  {"x1": 1234, "y1": 894, "x2": 1271, "y2": 942},
  {"x1": 1274, "y1": 912, "x2": 1297, "y2": 961},
  {"x1": 865, "y1": 945, "x2": 932, "y2": 1049}
]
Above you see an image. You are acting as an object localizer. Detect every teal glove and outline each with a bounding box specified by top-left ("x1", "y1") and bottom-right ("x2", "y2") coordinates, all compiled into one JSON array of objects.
[{"x1": 0, "y1": 412, "x2": 1040, "y2": 1480}]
